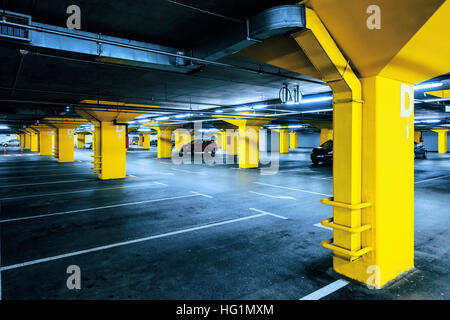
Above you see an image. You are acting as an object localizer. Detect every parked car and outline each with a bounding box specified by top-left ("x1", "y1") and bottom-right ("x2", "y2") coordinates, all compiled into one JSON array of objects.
[
  {"x1": 311, "y1": 140, "x2": 333, "y2": 165},
  {"x1": 179, "y1": 140, "x2": 217, "y2": 157},
  {"x1": 83, "y1": 142, "x2": 93, "y2": 149},
  {"x1": 414, "y1": 142, "x2": 427, "y2": 159},
  {"x1": 1, "y1": 139, "x2": 20, "y2": 147}
]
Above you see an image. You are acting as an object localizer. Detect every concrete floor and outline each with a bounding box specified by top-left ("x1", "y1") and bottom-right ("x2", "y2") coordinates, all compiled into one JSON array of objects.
[{"x1": 0, "y1": 147, "x2": 449, "y2": 300}]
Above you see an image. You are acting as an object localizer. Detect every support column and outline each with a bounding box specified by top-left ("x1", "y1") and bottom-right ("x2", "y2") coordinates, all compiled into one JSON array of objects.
[
  {"x1": 30, "y1": 131, "x2": 38, "y2": 152},
  {"x1": 289, "y1": 132, "x2": 299, "y2": 149},
  {"x1": 142, "y1": 134, "x2": 151, "y2": 150},
  {"x1": 319, "y1": 128, "x2": 333, "y2": 145},
  {"x1": 19, "y1": 133, "x2": 25, "y2": 148},
  {"x1": 76, "y1": 133, "x2": 87, "y2": 148},
  {"x1": 432, "y1": 129, "x2": 449, "y2": 153},
  {"x1": 224, "y1": 129, "x2": 238, "y2": 155},
  {"x1": 414, "y1": 131, "x2": 422, "y2": 144},
  {"x1": 35, "y1": 128, "x2": 53, "y2": 155},
  {"x1": 174, "y1": 129, "x2": 191, "y2": 152},
  {"x1": 55, "y1": 128, "x2": 75, "y2": 162},
  {"x1": 153, "y1": 128, "x2": 174, "y2": 158},
  {"x1": 277, "y1": 129, "x2": 290, "y2": 153},
  {"x1": 24, "y1": 132, "x2": 31, "y2": 149},
  {"x1": 138, "y1": 135, "x2": 143, "y2": 147},
  {"x1": 223, "y1": 119, "x2": 271, "y2": 168}
]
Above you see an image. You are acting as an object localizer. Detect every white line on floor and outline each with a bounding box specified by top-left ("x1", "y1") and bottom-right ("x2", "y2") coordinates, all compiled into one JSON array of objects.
[
  {"x1": 299, "y1": 279, "x2": 349, "y2": 300},
  {"x1": 0, "y1": 182, "x2": 162, "y2": 201},
  {"x1": 314, "y1": 223, "x2": 332, "y2": 231},
  {"x1": 0, "y1": 172, "x2": 94, "y2": 180},
  {"x1": 0, "y1": 179, "x2": 93, "y2": 188},
  {"x1": 153, "y1": 181, "x2": 168, "y2": 187},
  {"x1": 254, "y1": 182, "x2": 332, "y2": 197},
  {"x1": 414, "y1": 174, "x2": 450, "y2": 184},
  {"x1": 0, "y1": 212, "x2": 275, "y2": 271},
  {"x1": 154, "y1": 171, "x2": 174, "y2": 175},
  {"x1": 249, "y1": 208, "x2": 289, "y2": 220},
  {"x1": 0, "y1": 193, "x2": 199, "y2": 223},
  {"x1": 190, "y1": 191, "x2": 213, "y2": 198},
  {"x1": 249, "y1": 190, "x2": 296, "y2": 200},
  {"x1": 172, "y1": 168, "x2": 206, "y2": 175}
]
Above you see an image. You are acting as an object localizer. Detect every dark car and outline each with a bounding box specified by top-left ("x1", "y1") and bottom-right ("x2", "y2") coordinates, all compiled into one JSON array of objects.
[
  {"x1": 179, "y1": 140, "x2": 218, "y2": 157},
  {"x1": 414, "y1": 142, "x2": 427, "y2": 159},
  {"x1": 311, "y1": 140, "x2": 333, "y2": 165}
]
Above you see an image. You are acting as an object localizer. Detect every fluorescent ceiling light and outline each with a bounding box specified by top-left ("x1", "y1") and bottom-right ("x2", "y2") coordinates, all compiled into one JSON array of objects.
[
  {"x1": 138, "y1": 128, "x2": 151, "y2": 132},
  {"x1": 414, "y1": 82, "x2": 443, "y2": 90},
  {"x1": 0, "y1": 125, "x2": 9, "y2": 129},
  {"x1": 301, "y1": 108, "x2": 333, "y2": 113},
  {"x1": 253, "y1": 104, "x2": 268, "y2": 109},
  {"x1": 421, "y1": 119, "x2": 441, "y2": 123},
  {"x1": 175, "y1": 113, "x2": 192, "y2": 118},
  {"x1": 155, "y1": 116, "x2": 169, "y2": 121},
  {"x1": 288, "y1": 125, "x2": 304, "y2": 128},
  {"x1": 301, "y1": 96, "x2": 333, "y2": 104},
  {"x1": 235, "y1": 106, "x2": 251, "y2": 111},
  {"x1": 138, "y1": 119, "x2": 149, "y2": 123},
  {"x1": 215, "y1": 109, "x2": 223, "y2": 113}
]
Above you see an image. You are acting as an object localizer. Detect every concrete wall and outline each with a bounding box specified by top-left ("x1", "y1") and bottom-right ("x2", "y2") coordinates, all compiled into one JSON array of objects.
[{"x1": 298, "y1": 132, "x2": 320, "y2": 148}]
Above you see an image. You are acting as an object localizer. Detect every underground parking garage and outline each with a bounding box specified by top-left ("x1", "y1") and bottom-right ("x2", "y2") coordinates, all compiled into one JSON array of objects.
[{"x1": 0, "y1": 0, "x2": 449, "y2": 308}]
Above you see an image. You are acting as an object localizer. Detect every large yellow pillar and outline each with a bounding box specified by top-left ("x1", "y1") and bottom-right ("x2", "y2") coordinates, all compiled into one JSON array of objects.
[
  {"x1": 319, "y1": 128, "x2": 333, "y2": 145},
  {"x1": 289, "y1": 132, "x2": 299, "y2": 149},
  {"x1": 138, "y1": 135, "x2": 143, "y2": 147},
  {"x1": 19, "y1": 133, "x2": 25, "y2": 148},
  {"x1": 32, "y1": 126, "x2": 53, "y2": 156},
  {"x1": 432, "y1": 129, "x2": 449, "y2": 153},
  {"x1": 76, "y1": 133, "x2": 87, "y2": 148},
  {"x1": 218, "y1": 131, "x2": 227, "y2": 150},
  {"x1": 223, "y1": 119, "x2": 271, "y2": 168},
  {"x1": 224, "y1": 129, "x2": 238, "y2": 155},
  {"x1": 29, "y1": 131, "x2": 38, "y2": 152},
  {"x1": 153, "y1": 127, "x2": 174, "y2": 158},
  {"x1": 142, "y1": 134, "x2": 151, "y2": 150},
  {"x1": 24, "y1": 132, "x2": 31, "y2": 149},
  {"x1": 174, "y1": 129, "x2": 192, "y2": 152},
  {"x1": 414, "y1": 131, "x2": 422, "y2": 144},
  {"x1": 277, "y1": 129, "x2": 290, "y2": 153}
]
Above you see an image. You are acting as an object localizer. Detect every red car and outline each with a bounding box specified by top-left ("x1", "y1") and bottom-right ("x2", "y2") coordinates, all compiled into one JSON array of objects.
[{"x1": 179, "y1": 140, "x2": 218, "y2": 157}]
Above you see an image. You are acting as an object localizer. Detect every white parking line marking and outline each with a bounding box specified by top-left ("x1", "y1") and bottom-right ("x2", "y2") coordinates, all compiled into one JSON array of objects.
[
  {"x1": 0, "y1": 179, "x2": 94, "y2": 188},
  {"x1": 249, "y1": 208, "x2": 289, "y2": 220},
  {"x1": 0, "y1": 212, "x2": 276, "y2": 271},
  {"x1": 414, "y1": 174, "x2": 450, "y2": 184},
  {"x1": 299, "y1": 279, "x2": 349, "y2": 300},
  {"x1": 172, "y1": 168, "x2": 206, "y2": 175},
  {"x1": 0, "y1": 172, "x2": 94, "y2": 180},
  {"x1": 0, "y1": 182, "x2": 162, "y2": 201},
  {"x1": 254, "y1": 182, "x2": 332, "y2": 197},
  {"x1": 0, "y1": 193, "x2": 198, "y2": 223},
  {"x1": 314, "y1": 223, "x2": 332, "y2": 231},
  {"x1": 190, "y1": 191, "x2": 213, "y2": 198},
  {"x1": 153, "y1": 181, "x2": 168, "y2": 187},
  {"x1": 249, "y1": 190, "x2": 296, "y2": 200}
]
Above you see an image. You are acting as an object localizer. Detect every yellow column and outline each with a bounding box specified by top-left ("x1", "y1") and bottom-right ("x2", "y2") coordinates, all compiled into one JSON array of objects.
[
  {"x1": 24, "y1": 132, "x2": 31, "y2": 149},
  {"x1": 56, "y1": 128, "x2": 75, "y2": 162},
  {"x1": 37, "y1": 129, "x2": 53, "y2": 155},
  {"x1": 432, "y1": 129, "x2": 449, "y2": 153},
  {"x1": 277, "y1": 129, "x2": 290, "y2": 153},
  {"x1": 30, "y1": 131, "x2": 38, "y2": 152},
  {"x1": 19, "y1": 133, "x2": 25, "y2": 148},
  {"x1": 213, "y1": 133, "x2": 222, "y2": 149},
  {"x1": 138, "y1": 135, "x2": 143, "y2": 146},
  {"x1": 319, "y1": 128, "x2": 333, "y2": 145},
  {"x1": 223, "y1": 119, "x2": 270, "y2": 168},
  {"x1": 95, "y1": 123, "x2": 127, "y2": 180},
  {"x1": 76, "y1": 133, "x2": 86, "y2": 148},
  {"x1": 155, "y1": 128, "x2": 173, "y2": 158},
  {"x1": 52, "y1": 131, "x2": 57, "y2": 158},
  {"x1": 218, "y1": 131, "x2": 227, "y2": 150},
  {"x1": 224, "y1": 129, "x2": 238, "y2": 156},
  {"x1": 414, "y1": 131, "x2": 422, "y2": 144},
  {"x1": 142, "y1": 134, "x2": 151, "y2": 149},
  {"x1": 289, "y1": 132, "x2": 299, "y2": 149}
]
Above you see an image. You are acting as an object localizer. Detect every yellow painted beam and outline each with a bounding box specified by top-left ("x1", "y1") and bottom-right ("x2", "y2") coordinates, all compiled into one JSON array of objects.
[
  {"x1": 426, "y1": 89, "x2": 450, "y2": 99},
  {"x1": 289, "y1": 132, "x2": 299, "y2": 149},
  {"x1": 432, "y1": 129, "x2": 449, "y2": 153}
]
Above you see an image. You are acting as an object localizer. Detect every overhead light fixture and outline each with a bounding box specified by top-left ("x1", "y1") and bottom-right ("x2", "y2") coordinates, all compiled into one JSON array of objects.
[
  {"x1": 301, "y1": 96, "x2": 333, "y2": 104},
  {"x1": 301, "y1": 108, "x2": 333, "y2": 113},
  {"x1": 138, "y1": 128, "x2": 151, "y2": 132},
  {"x1": 421, "y1": 119, "x2": 441, "y2": 123},
  {"x1": 138, "y1": 119, "x2": 149, "y2": 123},
  {"x1": 175, "y1": 113, "x2": 192, "y2": 118},
  {"x1": 414, "y1": 82, "x2": 443, "y2": 90},
  {"x1": 235, "y1": 106, "x2": 251, "y2": 112},
  {"x1": 253, "y1": 104, "x2": 268, "y2": 109},
  {"x1": 155, "y1": 116, "x2": 169, "y2": 121},
  {"x1": 288, "y1": 124, "x2": 304, "y2": 128},
  {"x1": 0, "y1": 125, "x2": 9, "y2": 129},
  {"x1": 215, "y1": 109, "x2": 223, "y2": 113}
]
